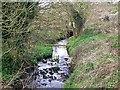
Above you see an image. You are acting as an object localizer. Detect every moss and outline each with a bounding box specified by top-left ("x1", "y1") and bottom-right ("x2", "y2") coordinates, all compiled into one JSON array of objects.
[{"x1": 34, "y1": 44, "x2": 52, "y2": 60}]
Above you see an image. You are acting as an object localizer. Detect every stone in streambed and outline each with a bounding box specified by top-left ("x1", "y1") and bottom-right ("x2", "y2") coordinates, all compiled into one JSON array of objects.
[
  {"x1": 43, "y1": 69, "x2": 48, "y2": 73},
  {"x1": 43, "y1": 74, "x2": 47, "y2": 79},
  {"x1": 47, "y1": 61, "x2": 53, "y2": 66},
  {"x1": 40, "y1": 79, "x2": 48, "y2": 86},
  {"x1": 64, "y1": 57, "x2": 69, "y2": 61},
  {"x1": 42, "y1": 59, "x2": 47, "y2": 63},
  {"x1": 46, "y1": 73, "x2": 51, "y2": 78},
  {"x1": 49, "y1": 76, "x2": 57, "y2": 80},
  {"x1": 51, "y1": 67, "x2": 60, "y2": 72},
  {"x1": 53, "y1": 62, "x2": 57, "y2": 65},
  {"x1": 49, "y1": 71, "x2": 54, "y2": 75},
  {"x1": 39, "y1": 70, "x2": 47, "y2": 75}
]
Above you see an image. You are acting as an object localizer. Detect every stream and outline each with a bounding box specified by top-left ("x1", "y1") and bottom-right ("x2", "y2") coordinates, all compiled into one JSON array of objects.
[{"x1": 29, "y1": 39, "x2": 71, "y2": 88}]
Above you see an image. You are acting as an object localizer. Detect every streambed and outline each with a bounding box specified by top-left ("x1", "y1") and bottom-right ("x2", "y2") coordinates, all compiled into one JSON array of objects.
[{"x1": 26, "y1": 39, "x2": 71, "y2": 88}]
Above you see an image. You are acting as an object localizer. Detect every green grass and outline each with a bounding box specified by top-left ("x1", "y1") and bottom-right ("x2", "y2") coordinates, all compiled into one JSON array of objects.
[
  {"x1": 68, "y1": 33, "x2": 109, "y2": 53},
  {"x1": 99, "y1": 69, "x2": 118, "y2": 88},
  {"x1": 33, "y1": 44, "x2": 52, "y2": 64},
  {"x1": 110, "y1": 35, "x2": 120, "y2": 49},
  {"x1": 99, "y1": 53, "x2": 119, "y2": 59},
  {"x1": 64, "y1": 59, "x2": 118, "y2": 88},
  {"x1": 34, "y1": 44, "x2": 52, "y2": 60},
  {"x1": 104, "y1": 73, "x2": 118, "y2": 88},
  {"x1": 64, "y1": 62, "x2": 94, "y2": 88},
  {"x1": 96, "y1": 59, "x2": 111, "y2": 66},
  {"x1": 64, "y1": 65, "x2": 84, "y2": 88},
  {"x1": 84, "y1": 62, "x2": 94, "y2": 73}
]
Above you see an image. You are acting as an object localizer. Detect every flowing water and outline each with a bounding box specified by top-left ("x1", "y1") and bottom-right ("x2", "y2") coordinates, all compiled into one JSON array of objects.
[{"x1": 30, "y1": 39, "x2": 71, "y2": 88}]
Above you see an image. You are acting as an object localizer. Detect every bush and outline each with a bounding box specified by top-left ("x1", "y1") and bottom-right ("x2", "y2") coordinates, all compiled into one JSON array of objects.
[
  {"x1": 2, "y1": 2, "x2": 38, "y2": 84},
  {"x1": 2, "y1": 53, "x2": 20, "y2": 82}
]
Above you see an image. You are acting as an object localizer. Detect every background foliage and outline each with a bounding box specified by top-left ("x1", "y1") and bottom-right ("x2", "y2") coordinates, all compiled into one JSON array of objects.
[{"x1": 2, "y1": 2, "x2": 38, "y2": 83}]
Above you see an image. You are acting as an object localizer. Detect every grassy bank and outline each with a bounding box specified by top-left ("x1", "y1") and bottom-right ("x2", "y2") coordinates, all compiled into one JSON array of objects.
[
  {"x1": 33, "y1": 44, "x2": 52, "y2": 64},
  {"x1": 64, "y1": 31, "x2": 119, "y2": 88},
  {"x1": 64, "y1": 3, "x2": 119, "y2": 88}
]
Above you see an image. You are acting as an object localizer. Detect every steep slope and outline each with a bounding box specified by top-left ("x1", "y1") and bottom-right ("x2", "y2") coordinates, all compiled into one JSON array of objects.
[{"x1": 64, "y1": 2, "x2": 119, "y2": 88}]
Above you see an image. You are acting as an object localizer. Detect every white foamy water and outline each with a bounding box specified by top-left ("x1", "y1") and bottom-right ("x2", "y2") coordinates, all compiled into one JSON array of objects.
[{"x1": 52, "y1": 39, "x2": 69, "y2": 60}]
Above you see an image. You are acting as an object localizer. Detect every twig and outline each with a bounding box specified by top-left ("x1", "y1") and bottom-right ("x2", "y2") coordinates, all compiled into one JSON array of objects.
[
  {"x1": 22, "y1": 66, "x2": 38, "y2": 89},
  {"x1": 2, "y1": 63, "x2": 24, "y2": 89}
]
